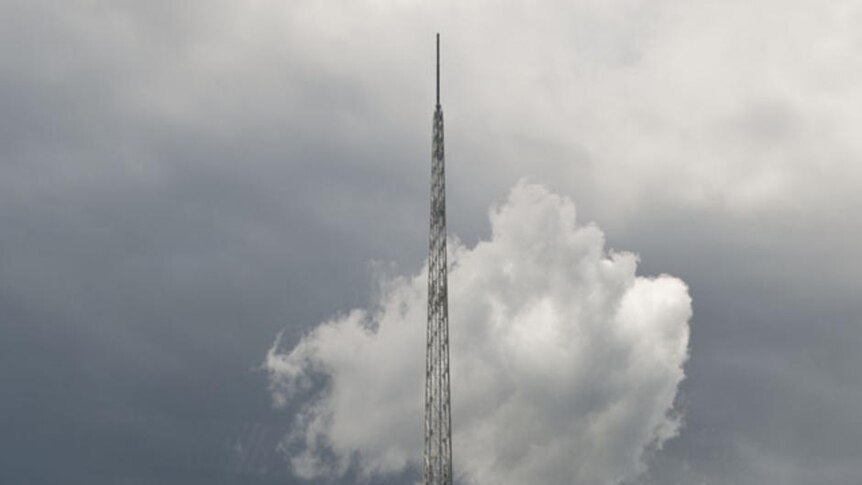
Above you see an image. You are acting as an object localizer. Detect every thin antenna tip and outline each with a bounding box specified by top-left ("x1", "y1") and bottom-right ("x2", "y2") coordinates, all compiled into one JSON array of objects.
[{"x1": 435, "y1": 34, "x2": 441, "y2": 106}]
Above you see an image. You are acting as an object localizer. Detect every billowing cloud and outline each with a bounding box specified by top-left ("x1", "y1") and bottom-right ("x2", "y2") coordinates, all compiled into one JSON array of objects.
[{"x1": 265, "y1": 182, "x2": 691, "y2": 484}]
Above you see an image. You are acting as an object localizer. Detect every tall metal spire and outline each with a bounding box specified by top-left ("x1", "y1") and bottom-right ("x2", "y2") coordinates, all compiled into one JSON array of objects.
[{"x1": 424, "y1": 32, "x2": 453, "y2": 485}]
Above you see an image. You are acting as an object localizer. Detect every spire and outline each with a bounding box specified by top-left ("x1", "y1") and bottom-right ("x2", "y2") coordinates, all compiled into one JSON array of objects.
[{"x1": 424, "y1": 33, "x2": 452, "y2": 485}]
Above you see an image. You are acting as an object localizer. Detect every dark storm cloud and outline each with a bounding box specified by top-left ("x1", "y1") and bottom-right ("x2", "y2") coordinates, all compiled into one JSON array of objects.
[
  {"x1": 1, "y1": 0, "x2": 861, "y2": 484},
  {"x1": 0, "y1": 2, "x2": 423, "y2": 483}
]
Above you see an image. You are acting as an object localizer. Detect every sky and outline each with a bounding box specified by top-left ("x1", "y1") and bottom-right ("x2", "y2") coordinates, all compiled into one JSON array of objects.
[{"x1": 1, "y1": 1, "x2": 861, "y2": 484}]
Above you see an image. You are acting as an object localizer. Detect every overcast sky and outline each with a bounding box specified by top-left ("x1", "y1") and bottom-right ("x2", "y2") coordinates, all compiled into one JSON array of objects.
[{"x1": 2, "y1": 1, "x2": 861, "y2": 484}]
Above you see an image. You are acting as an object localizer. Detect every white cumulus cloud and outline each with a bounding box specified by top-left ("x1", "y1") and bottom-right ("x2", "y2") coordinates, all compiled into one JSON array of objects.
[{"x1": 265, "y1": 182, "x2": 691, "y2": 484}]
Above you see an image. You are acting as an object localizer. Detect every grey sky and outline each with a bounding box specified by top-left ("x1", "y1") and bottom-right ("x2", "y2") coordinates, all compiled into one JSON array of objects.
[{"x1": 1, "y1": 1, "x2": 861, "y2": 483}]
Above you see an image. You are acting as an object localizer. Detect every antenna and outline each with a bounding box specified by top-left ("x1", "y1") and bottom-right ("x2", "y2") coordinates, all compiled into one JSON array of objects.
[
  {"x1": 425, "y1": 32, "x2": 452, "y2": 485},
  {"x1": 436, "y1": 33, "x2": 440, "y2": 107}
]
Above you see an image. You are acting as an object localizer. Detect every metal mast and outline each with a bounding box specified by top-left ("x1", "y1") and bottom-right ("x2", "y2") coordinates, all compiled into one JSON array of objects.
[{"x1": 424, "y1": 33, "x2": 453, "y2": 485}]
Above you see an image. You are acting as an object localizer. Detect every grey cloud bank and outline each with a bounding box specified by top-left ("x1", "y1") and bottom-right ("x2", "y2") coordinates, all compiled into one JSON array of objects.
[{"x1": 1, "y1": 0, "x2": 861, "y2": 484}]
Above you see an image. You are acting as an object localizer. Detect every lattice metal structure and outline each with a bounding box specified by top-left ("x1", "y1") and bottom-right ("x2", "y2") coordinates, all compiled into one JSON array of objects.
[{"x1": 424, "y1": 33, "x2": 453, "y2": 485}]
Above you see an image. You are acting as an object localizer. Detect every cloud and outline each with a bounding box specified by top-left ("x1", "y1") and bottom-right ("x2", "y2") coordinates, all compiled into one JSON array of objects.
[
  {"x1": 265, "y1": 182, "x2": 691, "y2": 484},
  {"x1": 3, "y1": 1, "x2": 862, "y2": 484}
]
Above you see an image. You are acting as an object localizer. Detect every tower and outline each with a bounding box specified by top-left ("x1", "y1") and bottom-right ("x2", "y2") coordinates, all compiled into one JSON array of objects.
[{"x1": 424, "y1": 33, "x2": 453, "y2": 485}]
